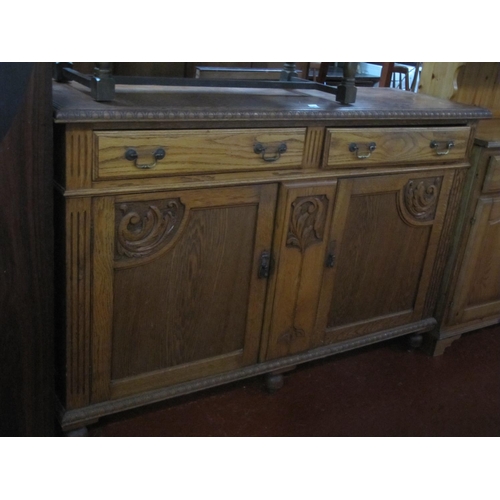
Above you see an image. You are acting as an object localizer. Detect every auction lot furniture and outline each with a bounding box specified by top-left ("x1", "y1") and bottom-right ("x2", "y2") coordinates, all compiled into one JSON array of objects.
[
  {"x1": 52, "y1": 81, "x2": 489, "y2": 433},
  {"x1": 431, "y1": 121, "x2": 500, "y2": 354}
]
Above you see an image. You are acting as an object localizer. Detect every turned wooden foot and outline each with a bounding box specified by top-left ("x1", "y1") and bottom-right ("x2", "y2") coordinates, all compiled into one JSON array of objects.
[
  {"x1": 266, "y1": 373, "x2": 285, "y2": 393},
  {"x1": 64, "y1": 426, "x2": 89, "y2": 437},
  {"x1": 265, "y1": 365, "x2": 297, "y2": 393},
  {"x1": 406, "y1": 332, "x2": 424, "y2": 350}
]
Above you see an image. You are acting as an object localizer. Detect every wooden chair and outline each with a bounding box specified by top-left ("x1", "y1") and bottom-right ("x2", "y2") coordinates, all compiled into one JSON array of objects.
[{"x1": 379, "y1": 63, "x2": 421, "y2": 91}]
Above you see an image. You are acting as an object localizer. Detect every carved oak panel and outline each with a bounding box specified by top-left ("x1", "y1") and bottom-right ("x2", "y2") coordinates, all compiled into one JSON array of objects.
[
  {"x1": 263, "y1": 181, "x2": 337, "y2": 361},
  {"x1": 402, "y1": 177, "x2": 442, "y2": 223},
  {"x1": 115, "y1": 198, "x2": 185, "y2": 261},
  {"x1": 286, "y1": 195, "x2": 328, "y2": 252},
  {"x1": 315, "y1": 171, "x2": 454, "y2": 346},
  {"x1": 90, "y1": 184, "x2": 277, "y2": 400}
]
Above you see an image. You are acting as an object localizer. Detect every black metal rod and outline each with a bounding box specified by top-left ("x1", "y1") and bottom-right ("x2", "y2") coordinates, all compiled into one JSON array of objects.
[
  {"x1": 62, "y1": 67, "x2": 92, "y2": 86},
  {"x1": 110, "y1": 75, "x2": 338, "y2": 95},
  {"x1": 57, "y1": 67, "x2": 352, "y2": 101}
]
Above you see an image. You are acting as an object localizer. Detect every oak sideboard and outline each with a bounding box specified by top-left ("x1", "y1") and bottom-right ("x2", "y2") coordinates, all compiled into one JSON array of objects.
[
  {"x1": 52, "y1": 81, "x2": 490, "y2": 433},
  {"x1": 432, "y1": 121, "x2": 500, "y2": 354}
]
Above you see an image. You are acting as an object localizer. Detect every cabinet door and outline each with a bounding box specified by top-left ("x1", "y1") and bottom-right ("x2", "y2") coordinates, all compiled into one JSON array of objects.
[
  {"x1": 448, "y1": 196, "x2": 500, "y2": 326},
  {"x1": 91, "y1": 184, "x2": 277, "y2": 402},
  {"x1": 315, "y1": 170, "x2": 454, "y2": 344},
  {"x1": 262, "y1": 180, "x2": 338, "y2": 360}
]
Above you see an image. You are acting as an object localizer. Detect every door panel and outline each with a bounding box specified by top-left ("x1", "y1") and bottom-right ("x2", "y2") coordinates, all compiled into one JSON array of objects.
[
  {"x1": 91, "y1": 184, "x2": 277, "y2": 402},
  {"x1": 316, "y1": 170, "x2": 453, "y2": 344},
  {"x1": 448, "y1": 196, "x2": 500, "y2": 325},
  {"x1": 262, "y1": 181, "x2": 338, "y2": 360}
]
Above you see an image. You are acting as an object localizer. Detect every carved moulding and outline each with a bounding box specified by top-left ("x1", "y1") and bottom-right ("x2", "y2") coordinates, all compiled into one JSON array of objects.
[
  {"x1": 398, "y1": 177, "x2": 442, "y2": 226},
  {"x1": 286, "y1": 195, "x2": 329, "y2": 252},
  {"x1": 59, "y1": 318, "x2": 437, "y2": 431},
  {"x1": 116, "y1": 198, "x2": 185, "y2": 262}
]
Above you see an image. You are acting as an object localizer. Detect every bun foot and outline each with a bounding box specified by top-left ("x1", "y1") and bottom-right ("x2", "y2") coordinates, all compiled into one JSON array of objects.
[
  {"x1": 406, "y1": 332, "x2": 424, "y2": 350},
  {"x1": 265, "y1": 373, "x2": 285, "y2": 393},
  {"x1": 64, "y1": 426, "x2": 89, "y2": 437},
  {"x1": 265, "y1": 365, "x2": 297, "y2": 393}
]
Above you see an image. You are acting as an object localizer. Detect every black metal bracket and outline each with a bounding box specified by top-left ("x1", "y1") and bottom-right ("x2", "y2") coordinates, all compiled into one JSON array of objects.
[
  {"x1": 53, "y1": 62, "x2": 358, "y2": 105},
  {"x1": 54, "y1": 62, "x2": 116, "y2": 102}
]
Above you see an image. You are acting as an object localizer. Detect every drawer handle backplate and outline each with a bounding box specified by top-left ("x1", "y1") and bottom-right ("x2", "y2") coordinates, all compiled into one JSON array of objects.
[
  {"x1": 430, "y1": 140, "x2": 454, "y2": 156},
  {"x1": 125, "y1": 148, "x2": 166, "y2": 169},
  {"x1": 254, "y1": 142, "x2": 287, "y2": 162},
  {"x1": 349, "y1": 142, "x2": 376, "y2": 159}
]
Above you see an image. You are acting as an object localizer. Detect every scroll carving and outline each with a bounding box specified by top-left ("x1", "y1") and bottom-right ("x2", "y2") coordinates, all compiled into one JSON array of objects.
[
  {"x1": 402, "y1": 177, "x2": 442, "y2": 223},
  {"x1": 278, "y1": 327, "x2": 305, "y2": 344},
  {"x1": 116, "y1": 199, "x2": 185, "y2": 259},
  {"x1": 286, "y1": 195, "x2": 328, "y2": 252}
]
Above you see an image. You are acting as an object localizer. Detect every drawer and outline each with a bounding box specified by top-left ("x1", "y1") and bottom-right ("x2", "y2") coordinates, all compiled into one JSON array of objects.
[
  {"x1": 482, "y1": 155, "x2": 500, "y2": 193},
  {"x1": 94, "y1": 128, "x2": 306, "y2": 180},
  {"x1": 323, "y1": 127, "x2": 471, "y2": 168}
]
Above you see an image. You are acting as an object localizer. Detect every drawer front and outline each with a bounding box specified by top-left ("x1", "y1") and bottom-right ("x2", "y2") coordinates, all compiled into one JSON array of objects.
[
  {"x1": 482, "y1": 155, "x2": 500, "y2": 193},
  {"x1": 323, "y1": 127, "x2": 470, "y2": 168},
  {"x1": 95, "y1": 128, "x2": 306, "y2": 180}
]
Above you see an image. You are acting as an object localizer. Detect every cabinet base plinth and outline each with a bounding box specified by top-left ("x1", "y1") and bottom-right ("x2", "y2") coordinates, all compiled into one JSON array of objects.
[
  {"x1": 57, "y1": 318, "x2": 436, "y2": 431},
  {"x1": 428, "y1": 335, "x2": 462, "y2": 357}
]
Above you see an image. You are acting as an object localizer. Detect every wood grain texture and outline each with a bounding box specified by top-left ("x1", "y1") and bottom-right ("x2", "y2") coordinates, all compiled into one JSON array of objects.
[
  {"x1": 328, "y1": 190, "x2": 431, "y2": 326},
  {"x1": 263, "y1": 181, "x2": 337, "y2": 360},
  {"x1": 52, "y1": 82, "x2": 491, "y2": 125},
  {"x1": 65, "y1": 127, "x2": 94, "y2": 189},
  {"x1": 482, "y1": 155, "x2": 500, "y2": 193},
  {"x1": 420, "y1": 62, "x2": 500, "y2": 119},
  {"x1": 303, "y1": 127, "x2": 325, "y2": 168},
  {"x1": 53, "y1": 77, "x2": 485, "y2": 428},
  {"x1": 112, "y1": 205, "x2": 257, "y2": 377},
  {"x1": 64, "y1": 197, "x2": 92, "y2": 409},
  {"x1": 448, "y1": 196, "x2": 500, "y2": 326},
  {"x1": 419, "y1": 63, "x2": 466, "y2": 100},
  {"x1": 437, "y1": 135, "x2": 500, "y2": 340},
  {"x1": 423, "y1": 168, "x2": 467, "y2": 318},
  {"x1": 89, "y1": 185, "x2": 276, "y2": 399},
  {"x1": 315, "y1": 171, "x2": 452, "y2": 344},
  {"x1": 0, "y1": 63, "x2": 54, "y2": 436},
  {"x1": 323, "y1": 127, "x2": 470, "y2": 168},
  {"x1": 115, "y1": 198, "x2": 185, "y2": 262},
  {"x1": 95, "y1": 128, "x2": 306, "y2": 179},
  {"x1": 91, "y1": 197, "x2": 115, "y2": 404},
  {"x1": 398, "y1": 176, "x2": 442, "y2": 225}
]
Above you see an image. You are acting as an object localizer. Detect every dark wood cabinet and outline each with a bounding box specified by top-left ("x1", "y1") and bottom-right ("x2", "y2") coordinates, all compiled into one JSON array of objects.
[{"x1": 52, "y1": 81, "x2": 490, "y2": 432}]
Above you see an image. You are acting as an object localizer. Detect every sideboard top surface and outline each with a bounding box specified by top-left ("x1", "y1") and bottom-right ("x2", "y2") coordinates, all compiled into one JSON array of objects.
[{"x1": 53, "y1": 82, "x2": 492, "y2": 126}]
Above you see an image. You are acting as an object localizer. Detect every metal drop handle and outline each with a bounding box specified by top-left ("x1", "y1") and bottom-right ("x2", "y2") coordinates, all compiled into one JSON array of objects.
[
  {"x1": 125, "y1": 148, "x2": 166, "y2": 169},
  {"x1": 254, "y1": 142, "x2": 287, "y2": 162},
  {"x1": 430, "y1": 140, "x2": 455, "y2": 156},
  {"x1": 349, "y1": 142, "x2": 376, "y2": 159}
]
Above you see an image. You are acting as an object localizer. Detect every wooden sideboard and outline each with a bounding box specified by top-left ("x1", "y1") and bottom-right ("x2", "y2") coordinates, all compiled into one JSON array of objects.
[
  {"x1": 52, "y1": 81, "x2": 490, "y2": 433},
  {"x1": 430, "y1": 121, "x2": 500, "y2": 354}
]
